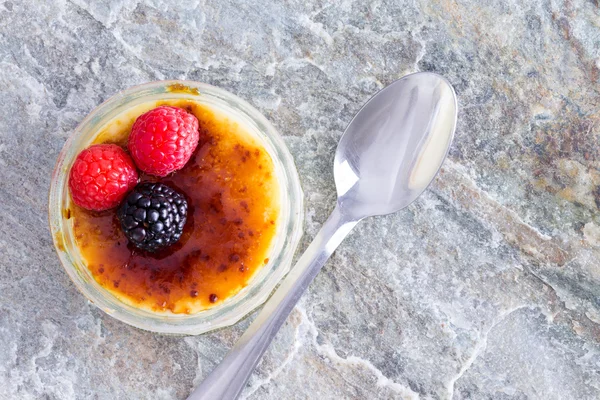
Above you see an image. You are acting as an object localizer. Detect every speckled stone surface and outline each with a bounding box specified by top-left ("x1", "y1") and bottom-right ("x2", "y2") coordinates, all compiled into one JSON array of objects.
[{"x1": 1, "y1": 0, "x2": 600, "y2": 399}]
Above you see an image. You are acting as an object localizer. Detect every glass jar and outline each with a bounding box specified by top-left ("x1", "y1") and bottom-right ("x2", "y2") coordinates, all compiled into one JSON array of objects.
[{"x1": 48, "y1": 81, "x2": 304, "y2": 335}]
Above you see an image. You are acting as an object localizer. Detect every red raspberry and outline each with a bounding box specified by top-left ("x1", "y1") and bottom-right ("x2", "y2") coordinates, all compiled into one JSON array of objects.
[
  {"x1": 128, "y1": 106, "x2": 199, "y2": 177},
  {"x1": 69, "y1": 144, "x2": 139, "y2": 211}
]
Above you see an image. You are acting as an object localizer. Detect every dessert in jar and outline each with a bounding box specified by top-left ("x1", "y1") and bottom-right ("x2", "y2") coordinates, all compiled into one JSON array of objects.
[{"x1": 63, "y1": 85, "x2": 284, "y2": 315}]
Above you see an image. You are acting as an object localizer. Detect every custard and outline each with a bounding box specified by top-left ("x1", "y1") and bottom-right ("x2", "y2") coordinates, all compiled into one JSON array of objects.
[{"x1": 70, "y1": 99, "x2": 280, "y2": 314}]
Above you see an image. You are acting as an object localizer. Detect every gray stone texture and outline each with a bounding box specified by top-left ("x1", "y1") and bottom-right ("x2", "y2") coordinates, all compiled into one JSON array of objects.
[{"x1": 1, "y1": 0, "x2": 600, "y2": 399}]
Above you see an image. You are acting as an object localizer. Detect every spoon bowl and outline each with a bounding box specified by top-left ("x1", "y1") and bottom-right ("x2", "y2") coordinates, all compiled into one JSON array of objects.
[
  {"x1": 335, "y1": 72, "x2": 457, "y2": 218},
  {"x1": 188, "y1": 72, "x2": 457, "y2": 400}
]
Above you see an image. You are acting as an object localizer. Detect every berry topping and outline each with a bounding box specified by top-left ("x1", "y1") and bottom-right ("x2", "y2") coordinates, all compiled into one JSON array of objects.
[
  {"x1": 128, "y1": 106, "x2": 199, "y2": 177},
  {"x1": 117, "y1": 182, "x2": 188, "y2": 252},
  {"x1": 69, "y1": 144, "x2": 139, "y2": 211}
]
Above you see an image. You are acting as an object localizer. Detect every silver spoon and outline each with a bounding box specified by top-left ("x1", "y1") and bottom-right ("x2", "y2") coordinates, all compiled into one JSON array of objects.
[{"x1": 188, "y1": 71, "x2": 457, "y2": 400}]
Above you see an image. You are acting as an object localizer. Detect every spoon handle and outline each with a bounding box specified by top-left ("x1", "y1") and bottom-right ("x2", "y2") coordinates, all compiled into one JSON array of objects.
[{"x1": 187, "y1": 204, "x2": 360, "y2": 400}]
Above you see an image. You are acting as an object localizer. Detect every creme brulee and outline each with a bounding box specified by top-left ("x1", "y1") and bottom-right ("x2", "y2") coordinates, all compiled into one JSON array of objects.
[{"x1": 69, "y1": 99, "x2": 280, "y2": 314}]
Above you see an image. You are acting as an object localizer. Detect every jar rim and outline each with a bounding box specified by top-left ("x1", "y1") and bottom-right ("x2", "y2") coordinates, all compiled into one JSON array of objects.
[{"x1": 48, "y1": 80, "x2": 304, "y2": 335}]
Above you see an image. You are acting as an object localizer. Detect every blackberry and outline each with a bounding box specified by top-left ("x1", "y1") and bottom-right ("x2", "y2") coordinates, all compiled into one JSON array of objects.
[{"x1": 117, "y1": 182, "x2": 188, "y2": 252}]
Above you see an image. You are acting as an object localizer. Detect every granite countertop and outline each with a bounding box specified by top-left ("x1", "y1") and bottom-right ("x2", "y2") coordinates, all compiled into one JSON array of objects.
[{"x1": 2, "y1": 1, "x2": 600, "y2": 399}]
